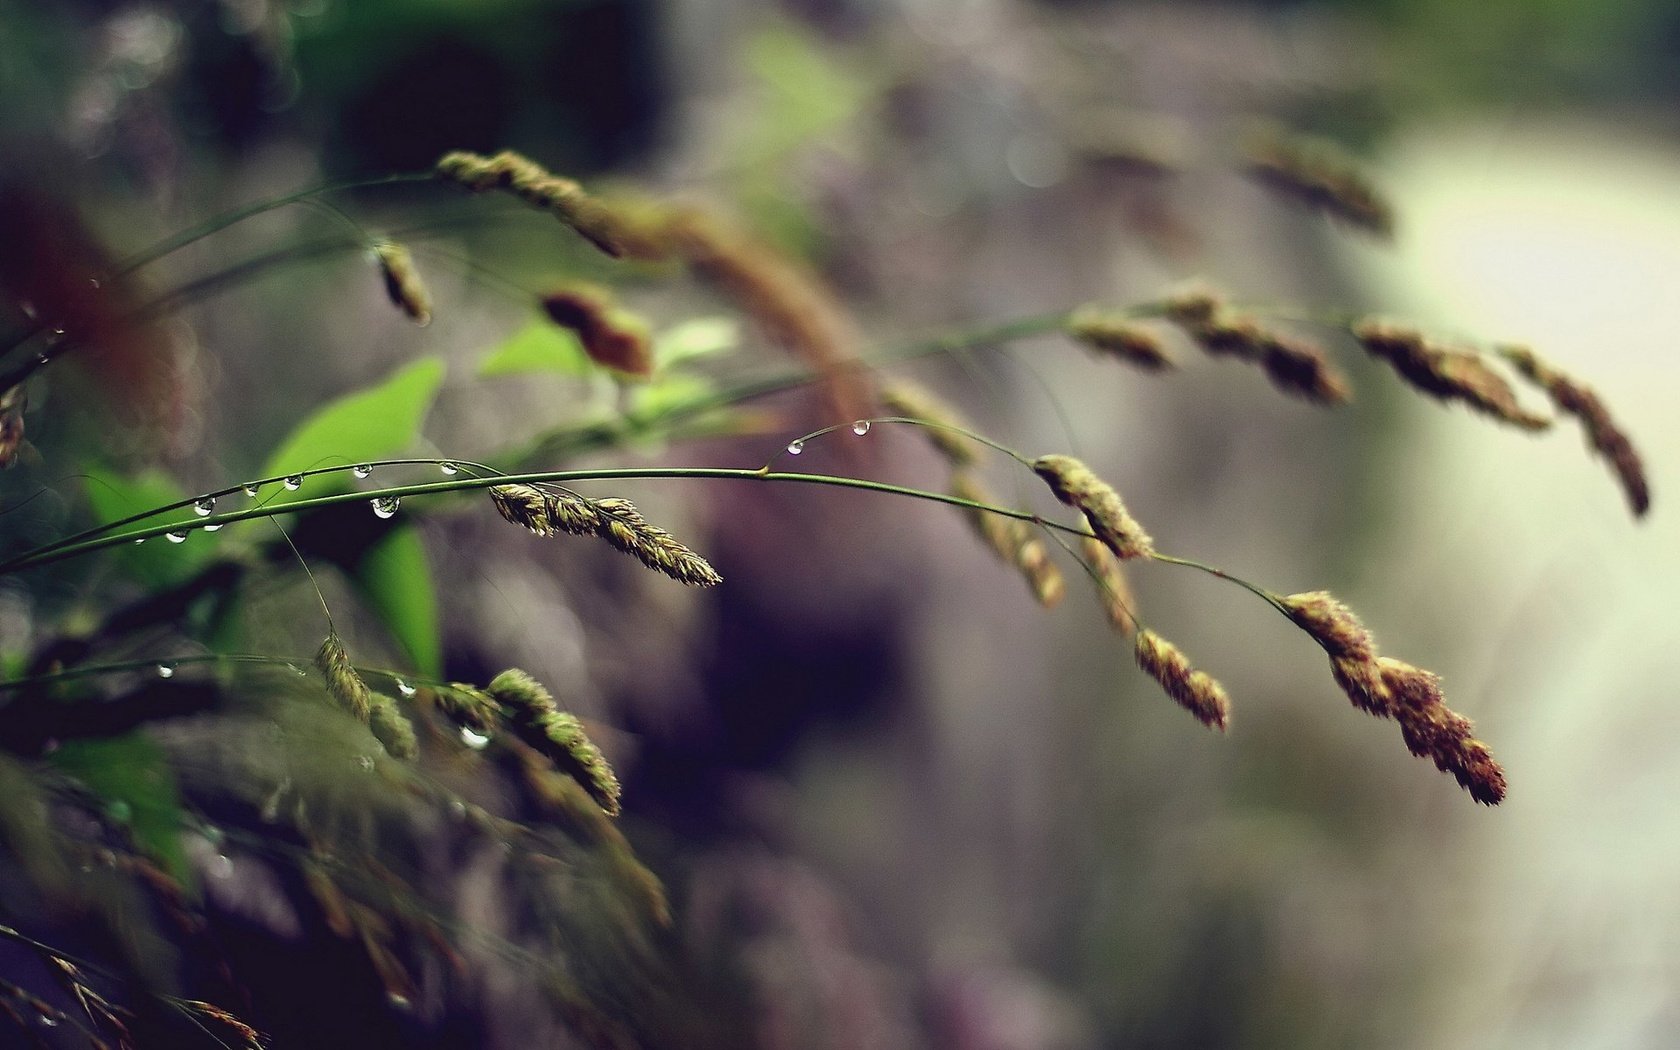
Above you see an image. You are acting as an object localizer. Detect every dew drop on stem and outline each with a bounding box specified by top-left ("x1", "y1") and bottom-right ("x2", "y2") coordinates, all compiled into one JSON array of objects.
[
  {"x1": 193, "y1": 497, "x2": 216, "y2": 516},
  {"x1": 439, "y1": 461, "x2": 459, "y2": 476},
  {"x1": 851, "y1": 420, "x2": 871, "y2": 435},
  {"x1": 166, "y1": 530, "x2": 188, "y2": 543},
  {"x1": 353, "y1": 464, "x2": 373, "y2": 479},
  {"x1": 394, "y1": 678, "x2": 417, "y2": 699},
  {"x1": 459, "y1": 726, "x2": 491, "y2": 750},
  {"x1": 787, "y1": 440, "x2": 804, "y2": 455},
  {"x1": 243, "y1": 483, "x2": 261, "y2": 497},
  {"x1": 156, "y1": 663, "x2": 175, "y2": 679},
  {"x1": 283, "y1": 475, "x2": 303, "y2": 490},
  {"x1": 370, "y1": 496, "x2": 400, "y2": 519},
  {"x1": 203, "y1": 523, "x2": 223, "y2": 532}
]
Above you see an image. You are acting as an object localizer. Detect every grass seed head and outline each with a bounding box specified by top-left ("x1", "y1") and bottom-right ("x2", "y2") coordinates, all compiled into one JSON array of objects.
[
  {"x1": 489, "y1": 484, "x2": 554, "y2": 536},
  {"x1": 1133, "y1": 628, "x2": 1230, "y2": 730},
  {"x1": 1244, "y1": 126, "x2": 1395, "y2": 239},
  {"x1": 881, "y1": 380, "x2": 977, "y2": 466},
  {"x1": 541, "y1": 285, "x2": 655, "y2": 379},
  {"x1": 315, "y1": 632, "x2": 371, "y2": 724},
  {"x1": 950, "y1": 472, "x2": 1065, "y2": 608},
  {"x1": 1081, "y1": 536, "x2": 1137, "y2": 636},
  {"x1": 487, "y1": 669, "x2": 622, "y2": 815},
  {"x1": 1068, "y1": 313, "x2": 1175, "y2": 371},
  {"x1": 1282, "y1": 591, "x2": 1375, "y2": 661},
  {"x1": 372, "y1": 241, "x2": 431, "y2": 326},
  {"x1": 1378, "y1": 657, "x2": 1506, "y2": 804},
  {"x1": 1031, "y1": 453, "x2": 1155, "y2": 560},
  {"x1": 1353, "y1": 319, "x2": 1551, "y2": 430}
]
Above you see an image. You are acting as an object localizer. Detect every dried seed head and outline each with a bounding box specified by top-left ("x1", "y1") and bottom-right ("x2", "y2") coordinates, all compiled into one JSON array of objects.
[
  {"x1": 1330, "y1": 653, "x2": 1389, "y2": 716},
  {"x1": 881, "y1": 380, "x2": 977, "y2": 466},
  {"x1": 949, "y1": 473, "x2": 1064, "y2": 608},
  {"x1": 368, "y1": 696, "x2": 418, "y2": 760},
  {"x1": 315, "y1": 633, "x2": 371, "y2": 724},
  {"x1": 1244, "y1": 127, "x2": 1395, "y2": 239},
  {"x1": 489, "y1": 484, "x2": 554, "y2": 536},
  {"x1": 1031, "y1": 453, "x2": 1155, "y2": 560},
  {"x1": 1281, "y1": 591, "x2": 1375, "y2": 661},
  {"x1": 1378, "y1": 657, "x2": 1506, "y2": 805},
  {"x1": 540, "y1": 285, "x2": 654, "y2": 379},
  {"x1": 1081, "y1": 536, "x2": 1138, "y2": 636},
  {"x1": 1068, "y1": 312, "x2": 1175, "y2": 371},
  {"x1": 487, "y1": 669, "x2": 622, "y2": 815},
  {"x1": 1161, "y1": 282, "x2": 1223, "y2": 326},
  {"x1": 1500, "y1": 344, "x2": 1651, "y2": 517},
  {"x1": 372, "y1": 242, "x2": 431, "y2": 326},
  {"x1": 1133, "y1": 628, "x2": 1230, "y2": 730},
  {"x1": 592, "y1": 497, "x2": 723, "y2": 587},
  {"x1": 1352, "y1": 319, "x2": 1551, "y2": 430},
  {"x1": 1258, "y1": 333, "x2": 1351, "y2": 404},
  {"x1": 1182, "y1": 313, "x2": 1266, "y2": 360}
]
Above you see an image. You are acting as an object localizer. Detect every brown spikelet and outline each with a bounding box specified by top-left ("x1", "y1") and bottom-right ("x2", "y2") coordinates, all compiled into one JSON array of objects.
[
  {"x1": 540, "y1": 285, "x2": 654, "y2": 379},
  {"x1": 1181, "y1": 313, "x2": 1266, "y2": 360},
  {"x1": 1258, "y1": 332, "x2": 1351, "y2": 404},
  {"x1": 1243, "y1": 127, "x2": 1395, "y2": 239},
  {"x1": 433, "y1": 150, "x2": 673, "y2": 261},
  {"x1": 179, "y1": 1000, "x2": 264, "y2": 1049},
  {"x1": 667, "y1": 208, "x2": 868, "y2": 427},
  {"x1": 592, "y1": 497, "x2": 724, "y2": 587},
  {"x1": 1281, "y1": 591, "x2": 1375, "y2": 661},
  {"x1": 880, "y1": 380, "x2": 977, "y2": 466},
  {"x1": 1161, "y1": 282, "x2": 1223, "y2": 327},
  {"x1": 1081, "y1": 536, "x2": 1137, "y2": 636},
  {"x1": 545, "y1": 488, "x2": 603, "y2": 535},
  {"x1": 315, "y1": 633, "x2": 371, "y2": 724},
  {"x1": 1379, "y1": 657, "x2": 1506, "y2": 804},
  {"x1": 1068, "y1": 311, "x2": 1175, "y2": 371},
  {"x1": 0, "y1": 385, "x2": 26, "y2": 469},
  {"x1": 1031, "y1": 453, "x2": 1155, "y2": 560},
  {"x1": 489, "y1": 484, "x2": 554, "y2": 536},
  {"x1": 1499, "y1": 344, "x2": 1651, "y2": 517},
  {"x1": 372, "y1": 242, "x2": 431, "y2": 326},
  {"x1": 1352, "y1": 319, "x2": 1551, "y2": 430},
  {"x1": 1133, "y1": 628, "x2": 1230, "y2": 730},
  {"x1": 487, "y1": 669, "x2": 623, "y2": 815},
  {"x1": 950, "y1": 472, "x2": 1064, "y2": 608}
]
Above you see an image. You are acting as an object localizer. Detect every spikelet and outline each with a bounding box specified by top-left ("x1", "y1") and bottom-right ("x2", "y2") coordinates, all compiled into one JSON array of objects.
[
  {"x1": 540, "y1": 285, "x2": 654, "y2": 379},
  {"x1": 1160, "y1": 281, "x2": 1223, "y2": 327},
  {"x1": 0, "y1": 384, "x2": 25, "y2": 469},
  {"x1": 314, "y1": 633, "x2": 416, "y2": 757},
  {"x1": 433, "y1": 150, "x2": 671, "y2": 261},
  {"x1": 1352, "y1": 320, "x2": 1551, "y2": 430},
  {"x1": 1243, "y1": 126, "x2": 1395, "y2": 239},
  {"x1": 1031, "y1": 454, "x2": 1155, "y2": 560},
  {"x1": 667, "y1": 208, "x2": 868, "y2": 427},
  {"x1": 489, "y1": 483, "x2": 554, "y2": 536},
  {"x1": 880, "y1": 380, "x2": 977, "y2": 466},
  {"x1": 1499, "y1": 344, "x2": 1650, "y2": 517},
  {"x1": 592, "y1": 497, "x2": 724, "y2": 587},
  {"x1": 1168, "y1": 305, "x2": 1350, "y2": 405},
  {"x1": 486, "y1": 669, "x2": 622, "y2": 815},
  {"x1": 1081, "y1": 536, "x2": 1137, "y2": 636},
  {"x1": 372, "y1": 242, "x2": 431, "y2": 326},
  {"x1": 1280, "y1": 591, "x2": 1375, "y2": 661},
  {"x1": 1379, "y1": 658, "x2": 1506, "y2": 805},
  {"x1": 315, "y1": 633, "x2": 371, "y2": 723},
  {"x1": 1133, "y1": 628, "x2": 1230, "y2": 730},
  {"x1": 949, "y1": 472, "x2": 1064, "y2": 607},
  {"x1": 545, "y1": 488, "x2": 603, "y2": 535},
  {"x1": 1068, "y1": 311, "x2": 1175, "y2": 371}
]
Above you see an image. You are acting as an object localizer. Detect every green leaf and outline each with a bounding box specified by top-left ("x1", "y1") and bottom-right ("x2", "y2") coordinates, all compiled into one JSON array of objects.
[
  {"x1": 346, "y1": 525, "x2": 441, "y2": 677},
  {"x1": 478, "y1": 319, "x2": 592, "y2": 378},
  {"x1": 628, "y1": 372, "x2": 717, "y2": 425},
  {"x1": 654, "y1": 317, "x2": 740, "y2": 371},
  {"x1": 83, "y1": 468, "x2": 215, "y2": 589},
  {"x1": 261, "y1": 357, "x2": 446, "y2": 505},
  {"x1": 51, "y1": 734, "x2": 191, "y2": 889}
]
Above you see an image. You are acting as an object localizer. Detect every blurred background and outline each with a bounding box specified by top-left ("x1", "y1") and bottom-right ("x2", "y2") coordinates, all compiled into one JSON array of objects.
[{"x1": 0, "y1": 0, "x2": 1676, "y2": 1047}]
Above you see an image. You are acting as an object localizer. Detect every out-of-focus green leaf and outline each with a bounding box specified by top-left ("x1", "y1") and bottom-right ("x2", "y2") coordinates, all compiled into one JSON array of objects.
[
  {"x1": 628, "y1": 373, "x2": 716, "y2": 425},
  {"x1": 654, "y1": 317, "x2": 740, "y2": 371},
  {"x1": 479, "y1": 318, "x2": 593, "y2": 378},
  {"x1": 742, "y1": 21, "x2": 871, "y2": 158},
  {"x1": 51, "y1": 734, "x2": 191, "y2": 890},
  {"x1": 261, "y1": 357, "x2": 446, "y2": 506},
  {"x1": 347, "y1": 525, "x2": 441, "y2": 677},
  {"x1": 83, "y1": 468, "x2": 216, "y2": 589}
]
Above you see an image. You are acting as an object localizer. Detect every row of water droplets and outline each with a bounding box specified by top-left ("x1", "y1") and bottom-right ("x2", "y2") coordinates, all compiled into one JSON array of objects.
[
  {"x1": 134, "y1": 460, "x2": 468, "y2": 545},
  {"x1": 785, "y1": 419, "x2": 872, "y2": 457}
]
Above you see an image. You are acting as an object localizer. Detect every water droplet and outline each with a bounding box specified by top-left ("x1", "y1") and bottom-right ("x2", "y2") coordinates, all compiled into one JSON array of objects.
[
  {"x1": 394, "y1": 678, "x2": 417, "y2": 699},
  {"x1": 439, "y1": 461, "x2": 459, "y2": 476},
  {"x1": 133, "y1": 537, "x2": 146, "y2": 545},
  {"x1": 166, "y1": 530, "x2": 188, "y2": 543},
  {"x1": 370, "y1": 496, "x2": 400, "y2": 519},
  {"x1": 353, "y1": 464, "x2": 373, "y2": 479},
  {"x1": 193, "y1": 497, "x2": 216, "y2": 516},
  {"x1": 786, "y1": 440, "x2": 805, "y2": 455},
  {"x1": 356, "y1": 755, "x2": 375, "y2": 772},
  {"x1": 50, "y1": 327, "x2": 64, "y2": 338},
  {"x1": 208, "y1": 853, "x2": 233, "y2": 880},
  {"x1": 387, "y1": 993, "x2": 412, "y2": 1011},
  {"x1": 851, "y1": 419, "x2": 871, "y2": 436},
  {"x1": 283, "y1": 475, "x2": 303, "y2": 490},
  {"x1": 203, "y1": 523, "x2": 223, "y2": 532},
  {"x1": 156, "y1": 663, "x2": 175, "y2": 678},
  {"x1": 243, "y1": 483, "x2": 261, "y2": 497},
  {"x1": 459, "y1": 726, "x2": 491, "y2": 750},
  {"x1": 35, "y1": 352, "x2": 50, "y2": 365},
  {"x1": 89, "y1": 276, "x2": 101, "y2": 289},
  {"x1": 37, "y1": 1014, "x2": 58, "y2": 1028}
]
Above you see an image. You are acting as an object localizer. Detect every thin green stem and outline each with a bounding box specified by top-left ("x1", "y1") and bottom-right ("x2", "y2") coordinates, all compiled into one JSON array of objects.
[{"x1": 1149, "y1": 551, "x2": 1288, "y2": 614}]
